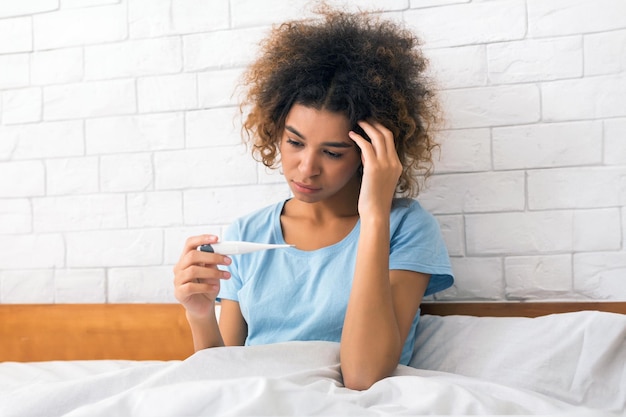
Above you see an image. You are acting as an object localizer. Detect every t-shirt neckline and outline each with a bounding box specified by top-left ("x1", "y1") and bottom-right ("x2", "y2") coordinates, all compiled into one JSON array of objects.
[{"x1": 272, "y1": 199, "x2": 361, "y2": 256}]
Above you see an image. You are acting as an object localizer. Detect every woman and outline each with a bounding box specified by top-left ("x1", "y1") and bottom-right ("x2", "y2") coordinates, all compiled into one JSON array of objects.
[{"x1": 173, "y1": 7, "x2": 454, "y2": 390}]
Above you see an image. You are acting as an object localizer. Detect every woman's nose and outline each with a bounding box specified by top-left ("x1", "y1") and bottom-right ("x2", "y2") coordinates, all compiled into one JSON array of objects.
[{"x1": 299, "y1": 151, "x2": 321, "y2": 177}]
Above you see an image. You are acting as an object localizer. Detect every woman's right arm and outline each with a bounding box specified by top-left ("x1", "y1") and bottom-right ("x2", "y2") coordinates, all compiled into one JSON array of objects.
[{"x1": 173, "y1": 235, "x2": 246, "y2": 351}]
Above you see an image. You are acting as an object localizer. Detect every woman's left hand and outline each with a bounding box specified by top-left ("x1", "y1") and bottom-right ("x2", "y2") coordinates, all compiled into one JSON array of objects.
[{"x1": 349, "y1": 120, "x2": 402, "y2": 217}]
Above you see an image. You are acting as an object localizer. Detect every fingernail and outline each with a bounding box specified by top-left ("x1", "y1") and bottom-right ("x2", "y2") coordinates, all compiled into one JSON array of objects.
[{"x1": 223, "y1": 256, "x2": 232, "y2": 265}]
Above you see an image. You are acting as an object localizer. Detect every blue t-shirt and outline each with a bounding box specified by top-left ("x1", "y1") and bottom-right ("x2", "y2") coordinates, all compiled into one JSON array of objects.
[{"x1": 218, "y1": 198, "x2": 454, "y2": 364}]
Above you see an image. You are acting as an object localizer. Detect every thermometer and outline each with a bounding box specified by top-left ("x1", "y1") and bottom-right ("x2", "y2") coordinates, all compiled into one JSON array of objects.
[{"x1": 197, "y1": 241, "x2": 294, "y2": 255}]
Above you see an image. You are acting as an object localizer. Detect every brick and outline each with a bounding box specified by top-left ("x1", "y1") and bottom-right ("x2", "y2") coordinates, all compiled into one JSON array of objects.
[
  {"x1": 466, "y1": 211, "x2": 574, "y2": 255},
  {"x1": 404, "y1": 0, "x2": 525, "y2": 48},
  {"x1": 492, "y1": 121, "x2": 603, "y2": 170},
  {"x1": 127, "y1": 191, "x2": 183, "y2": 227},
  {"x1": 257, "y1": 164, "x2": 286, "y2": 185},
  {"x1": 0, "y1": 120, "x2": 83, "y2": 160},
  {"x1": 542, "y1": 74, "x2": 626, "y2": 121},
  {"x1": 488, "y1": 37, "x2": 582, "y2": 84},
  {"x1": 0, "y1": 17, "x2": 32, "y2": 53},
  {"x1": 33, "y1": 194, "x2": 127, "y2": 232},
  {"x1": 411, "y1": 0, "x2": 468, "y2": 8},
  {"x1": 605, "y1": 118, "x2": 626, "y2": 166},
  {"x1": 108, "y1": 266, "x2": 175, "y2": 303},
  {"x1": 163, "y1": 225, "x2": 222, "y2": 265},
  {"x1": 230, "y1": 0, "x2": 311, "y2": 28},
  {"x1": 585, "y1": 29, "x2": 626, "y2": 76},
  {"x1": 435, "y1": 215, "x2": 464, "y2": 257},
  {"x1": 0, "y1": 54, "x2": 29, "y2": 89},
  {"x1": 86, "y1": 113, "x2": 184, "y2": 154},
  {"x1": 154, "y1": 147, "x2": 258, "y2": 190},
  {"x1": 426, "y1": 45, "x2": 487, "y2": 89},
  {"x1": 419, "y1": 171, "x2": 525, "y2": 214},
  {"x1": 527, "y1": 167, "x2": 626, "y2": 210},
  {"x1": 33, "y1": 4, "x2": 127, "y2": 49},
  {"x1": 0, "y1": 234, "x2": 64, "y2": 269},
  {"x1": 137, "y1": 74, "x2": 197, "y2": 113},
  {"x1": 0, "y1": 1, "x2": 57, "y2": 18},
  {"x1": 623, "y1": 209, "x2": 626, "y2": 248},
  {"x1": 31, "y1": 48, "x2": 83, "y2": 85},
  {"x1": 85, "y1": 37, "x2": 182, "y2": 80},
  {"x1": 169, "y1": 0, "x2": 229, "y2": 34},
  {"x1": 61, "y1": 0, "x2": 120, "y2": 8},
  {"x1": 573, "y1": 208, "x2": 622, "y2": 252},
  {"x1": 574, "y1": 251, "x2": 626, "y2": 299},
  {"x1": 185, "y1": 108, "x2": 241, "y2": 148},
  {"x1": 46, "y1": 157, "x2": 99, "y2": 195},
  {"x1": 1, "y1": 88, "x2": 42, "y2": 125},
  {"x1": 44, "y1": 79, "x2": 136, "y2": 120},
  {"x1": 100, "y1": 153, "x2": 154, "y2": 192},
  {"x1": 0, "y1": 161, "x2": 45, "y2": 197},
  {"x1": 128, "y1": 0, "x2": 170, "y2": 38},
  {"x1": 197, "y1": 69, "x2": 243, "y2": 108},
  {"x1": 332, "y1": 0, "x2": 408, "y2": 12},
  {"x1": 504, "y1": 255, "x2": 573, "y2": 299},
  {"x1": 183, "y1": 184, "x2": 292, "y2": 224},
  {"x1": 528, "y1": 0, "x2": 626, "y2": 37},
  {"x1": 129, "y1": 0, "x2": 229, "y2": 38},
  {"x1": 0, "y1": 199, "x2": 31, "y2": 233},
  {"x1": 435, "y1": 128, "x2": 491, "y2": 173},
  {"x1": 184, "y1": 27, "x2": 268, "y2": 72},
  {"x1": 231, "y1": 0, "x2": 407, "y2": 28},
  {"x1": 441, "y1": 84, "x2": 540, "y2": 129},
  {"x1": 66, "y1": 229, "x2": 163, "y2": 267},
  {"x1": 0, "y1": 270, "x2": 55, "y2": 303},
  {"x1": 435, "y1": 257, "x2": 504, "y2": 300},
  {"x1": 54, "y1": 268, "x2": 106, "y2": 303}
]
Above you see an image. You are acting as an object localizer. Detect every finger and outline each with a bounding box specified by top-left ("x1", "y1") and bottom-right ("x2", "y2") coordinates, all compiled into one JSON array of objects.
[
  {"x1": 175, "y1": 280, "x2": 220, "y2": 300},
  {"x1": 174, "y1": 265, "x2": 230, "y2": 287},
  {"x1": 182, "y1": 235, "x2": 218, "y2": 257},
  {"x1": 176, "y1": 234, "x2": 218, "y2": 267},
  {"x1": 189, "y1": 249, "x2": 232, "y2": 268},
  {"x1": 348, "y1": 130, "x2": 374, "y2": 164},
  {"x1": 188, "y1": 264, "x2": 231, "y2": 280},
  {"x1": 356, "y1": 120, "x2": 389, "y2": 157},
  {"x1": 366, "y1": 119, "x2": 396, "y2": 155}
]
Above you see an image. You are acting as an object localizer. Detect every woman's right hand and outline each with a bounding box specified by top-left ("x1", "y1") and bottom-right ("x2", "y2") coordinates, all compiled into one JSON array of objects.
[{"x1": 173, "y1": 235, "x2": 232, "y2": 319}]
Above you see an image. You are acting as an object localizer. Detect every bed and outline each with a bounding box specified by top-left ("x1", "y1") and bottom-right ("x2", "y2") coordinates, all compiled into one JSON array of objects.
[{"x1": 0, "y1": 302, "x2": 624, "y2": 416}]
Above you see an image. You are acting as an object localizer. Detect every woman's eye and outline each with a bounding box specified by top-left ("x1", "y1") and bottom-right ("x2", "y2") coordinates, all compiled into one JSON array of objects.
[
  {"x1": 286, "y1": 138, "x2": 303, "y2": 147},
  {"x1": 324, "y1": 150, "x2": 343, "y2": 159}
]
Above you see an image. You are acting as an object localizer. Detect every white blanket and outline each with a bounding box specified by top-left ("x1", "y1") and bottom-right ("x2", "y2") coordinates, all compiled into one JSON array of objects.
[{"x1": 0, "y1": 311, "x2": 624, "y2": 416}]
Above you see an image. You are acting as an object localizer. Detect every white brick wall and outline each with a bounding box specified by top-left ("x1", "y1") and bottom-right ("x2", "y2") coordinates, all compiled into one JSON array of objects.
[{"x1": 0, "y1": 0, "x2": 624, "y2": 303}]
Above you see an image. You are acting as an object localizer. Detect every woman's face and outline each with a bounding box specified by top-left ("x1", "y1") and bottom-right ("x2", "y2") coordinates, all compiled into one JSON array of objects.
[{"x1": 279, "y1": 104, "x2": 362, "y2": 204}]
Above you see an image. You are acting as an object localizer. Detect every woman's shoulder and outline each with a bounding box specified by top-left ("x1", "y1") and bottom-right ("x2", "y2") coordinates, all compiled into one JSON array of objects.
[
  {"x1": 391, "y1": 197, "x2": 431, "y2": 218},
  {"x1": 225, "y1": 200, "x2": 285, "y2": 242},
  {"x1": 231, "y1": 200, "x2": 284, "y2": 227},
  {"x1": 390, "y1": 197, "x2": 440, "y2": 233}
]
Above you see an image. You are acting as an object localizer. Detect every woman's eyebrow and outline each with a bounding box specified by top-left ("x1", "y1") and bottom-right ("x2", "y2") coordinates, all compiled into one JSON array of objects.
[
  {"x1": 285, "y1": 125, "x2": 354, "y2": 148},
  {"x1": 285, "y1": 125, "x2": 305, "y2": 139}
]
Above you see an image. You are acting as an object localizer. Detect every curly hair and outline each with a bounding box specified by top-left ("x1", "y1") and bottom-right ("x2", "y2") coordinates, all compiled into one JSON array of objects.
[{"x1": 239, "y1": 6, "x2": 441, "y2": 197}]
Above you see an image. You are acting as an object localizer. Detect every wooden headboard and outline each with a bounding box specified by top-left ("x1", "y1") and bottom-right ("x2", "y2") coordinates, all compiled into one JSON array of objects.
[
  {"x1": 0, "y1": 304, "x2": 194, "y2": 362},
  {"x1": 1, "y1": 302, "x2": 624, "y2": 362}
]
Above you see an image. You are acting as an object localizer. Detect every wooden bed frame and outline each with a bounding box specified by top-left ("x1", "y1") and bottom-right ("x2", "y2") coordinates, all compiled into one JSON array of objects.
[{"x1": 1, "y1": 302, "x2": 624, "y2": 362}]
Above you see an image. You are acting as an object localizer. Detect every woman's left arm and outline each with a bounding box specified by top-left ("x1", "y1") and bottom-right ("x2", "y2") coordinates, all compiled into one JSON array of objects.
[{"x1": 342, "y1": 120, "x2": 430, "y2": 390}]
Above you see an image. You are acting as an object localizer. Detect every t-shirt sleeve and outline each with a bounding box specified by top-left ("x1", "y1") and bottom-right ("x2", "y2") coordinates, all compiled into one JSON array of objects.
[{"x1": 389, "y1": 201, "x2": 454, "y2": 296}]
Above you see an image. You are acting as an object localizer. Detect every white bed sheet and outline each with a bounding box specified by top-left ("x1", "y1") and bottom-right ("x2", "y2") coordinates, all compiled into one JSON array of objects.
[{"x1": 0, "y1": 311, "x2": 623, "y2": 416}]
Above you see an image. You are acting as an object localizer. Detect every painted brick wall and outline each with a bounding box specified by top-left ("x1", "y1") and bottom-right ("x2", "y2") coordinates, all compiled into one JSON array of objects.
[{"x1": 0, "y1": 0, "x2": 624, "y2": 303}]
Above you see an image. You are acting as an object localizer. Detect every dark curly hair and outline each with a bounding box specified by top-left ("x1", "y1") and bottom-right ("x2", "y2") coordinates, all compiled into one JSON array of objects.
[{"x1": 239, "y1": 6, "x2": 441, "y2": 197}]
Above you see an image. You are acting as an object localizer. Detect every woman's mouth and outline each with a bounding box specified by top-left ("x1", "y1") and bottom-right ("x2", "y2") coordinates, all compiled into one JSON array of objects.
[{"x1": 292, "y1": 181, "x2": 321, "y2": 194}]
